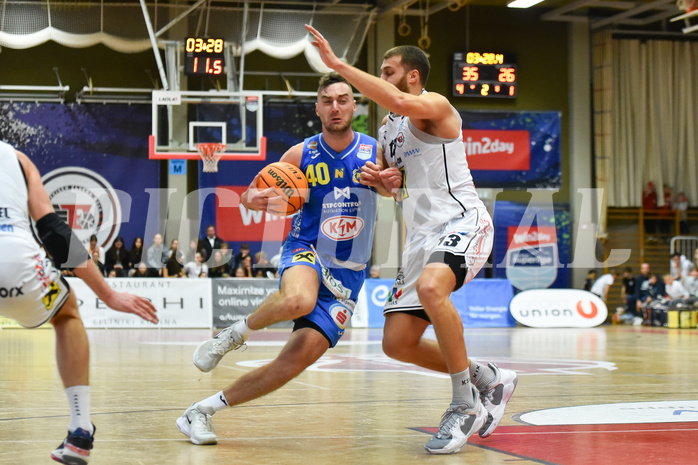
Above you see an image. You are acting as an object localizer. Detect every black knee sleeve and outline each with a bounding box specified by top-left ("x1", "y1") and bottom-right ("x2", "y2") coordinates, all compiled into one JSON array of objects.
[{"x1": 35, "y1": 212, "x2": 90, "y2": 270}]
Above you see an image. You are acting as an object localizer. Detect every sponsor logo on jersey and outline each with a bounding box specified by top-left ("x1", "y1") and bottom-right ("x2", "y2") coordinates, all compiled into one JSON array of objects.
[
  {"x1": 386, "y1": 286, "x2": 402, "y2": 305},
  {"x1": 352, "y1": 169, "x2": 362, "y2": 184},
  {"x1": 0, "y1": 224, "x2": 14, "y2": 233},
  {"x1": 292, "y1": 250, "x2": 316, "y2": 264},
  {"x1": 357, "y1": 143, "x2": 372, "y2": 160},
  {"x1": 0, "y1": 286, "x2": 23, "y2": 298},
  {"x1": 42, "y1": 281, "x2": 61, "y2": 310},
  {"x1": 41, "y1": 167, "x2": 122, "y2": 251},
  {"x1": 334, "y1": 186, "x2": 351, "y2": 200},
  {"x1": 396, "y1": 132, "x2": 405, "y2": 147},
  {"x1": 321, "y1": 216, "x2": 364, "y2": 241},
  {"x1": 330, "y1": 302, "x2": 353, "y2": 330},
  {"x1": 293, "y1": 248, "x2": 309, "y2": 254},
  {"x1": 307, "y1": 141, "x2": 318, "y2": 151}
]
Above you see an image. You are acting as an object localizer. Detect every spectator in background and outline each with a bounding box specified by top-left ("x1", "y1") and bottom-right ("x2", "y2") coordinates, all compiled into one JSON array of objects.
[
  {"x1": 92, "y1": 250, "x2": 106, "y2": 277},
  {"x1": 186, "y1": 239, "x2": 201, "y2": 263},
  {"x1": 240, "y1": 254, "x2": 255, "y2": 278},
  {"x1": 620, "y1": 267, "x2": 638, "y2": 321},
  {"x1": 219, "y1": 243, "x2": 234, "y2": 275},
  {"x1": 369, "y1": 265, "x2": 381, "y2": 278},
  {"x1": 184, "y1": 251, "x2": 208, "y2": 278},
  {"x1": 128, "y1": 236, "x2": 144, "y2": 273},
  {"x1": 253, "y1": 251, "x2": 275, "y2": 278},
  {"x1": 583, "y1": 269, "x2": 597, "y2": 292},
  {"x1": 676, "y1": 192, "x2": 690, "y2": 234},
  {"x1": 683, "y1": 267, "x2": 698, "y2": 296},
  {"x1": 146, "y1": 233, "x2": 167, "y2": 276},
  {"x1": 208, "y1": 250, "x2": 231, "y2": 278},
  {"x1": 199, "y1": 225, "x2": 224, "y2": 264},
  {"x1": 104, "y1": 236, "x2": 129, "y2": 277},
  {"x1": 163, "y1": 239, "x2": 185, "y2": 278},
  {"x1": 235, "y1": 243, "x2": 251, "y2": 269},
  {"x1": 132, "y1": 262, "x2": 150, "y2": 278},
  {"x1": 233, "y1": 266, "x2": 247, "y2": 278},
  {"x1": 590, "y1": 269, "x2": 618, "y2": 302},
  {"x1": 663, "y1": 274, "x2": 689, "y2": 300},
  {"x1": 670, "y1": 252, "x2": 694, "y2": 280},
  {"x1": 87, "y1": 234, "x2": 105, "y2": 264},
  {"x1": 642, "y1": 181, "x2": 658, "y2": 242}
]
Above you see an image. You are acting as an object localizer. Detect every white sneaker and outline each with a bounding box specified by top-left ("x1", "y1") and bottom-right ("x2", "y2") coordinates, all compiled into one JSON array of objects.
[
  {"x1": 424, "y1": 385, "x2": 488, "y2": 455},
  {"x1": 176, "y1": 404, "x2": 217, "y2": 445},
  {"x1": 193, "y1": 325, "x2": 247, "y2": 372},
  {"x1": 478, "y1": 363, "x2": 518, "y2": 438}
]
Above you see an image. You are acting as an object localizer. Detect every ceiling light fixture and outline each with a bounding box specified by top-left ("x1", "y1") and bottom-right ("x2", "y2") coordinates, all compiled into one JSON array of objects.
[{"x1": 507, "y1": 0, "x2": 545, "y2": 8}]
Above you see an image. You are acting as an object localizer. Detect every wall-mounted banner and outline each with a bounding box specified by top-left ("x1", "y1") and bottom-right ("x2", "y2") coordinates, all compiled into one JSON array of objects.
[
  {"x1": 510, "y1": 289, "x2": 608, "y2": 328},
  {"x1": 459, "y1": 110, "x2": 561, "y2": 188},
  {"x1": 211, "y1": 278, "x2": 290, "y2": 329},
  {"x1": 68, "y1": 278, "x2": 212, "y2": 328}
]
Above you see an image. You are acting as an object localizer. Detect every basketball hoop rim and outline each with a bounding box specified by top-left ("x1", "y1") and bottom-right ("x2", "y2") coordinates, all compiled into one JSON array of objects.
[{"x1": 147, "y1": 135, "x2": 267, "y2": 161}]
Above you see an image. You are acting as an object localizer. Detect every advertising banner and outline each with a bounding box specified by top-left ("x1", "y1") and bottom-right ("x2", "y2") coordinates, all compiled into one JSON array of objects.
[
  {"x1": 509, "y1": 289, "x2": 608, "y2": 328},
  {"x1": 359, "y1": 278, "x2": 515, "y2": 328},
  {"x1": 67, "y1": 278, "x2": 212, "y2": 328},
  {"x1": 0, "y1": 102, "x2": 158, "y2": 251},
  {"x1": 211, "y1": 278, "x2": 290, "y2": 329},
  {"x1": 460, "y1": 110, "x2": 561, "y2": 189}
]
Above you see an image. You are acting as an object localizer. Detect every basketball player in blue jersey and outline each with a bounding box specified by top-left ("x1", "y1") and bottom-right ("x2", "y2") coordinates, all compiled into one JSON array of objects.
[
  {"x1": 306, "y1": 25, "x2": 518, "y2": 455},
  {"x1": 0, "y1": 141, "x2": 158, "y2": 465},
  {"x1": 176, "y1": 73, "x2": 386, "y2": 445}
]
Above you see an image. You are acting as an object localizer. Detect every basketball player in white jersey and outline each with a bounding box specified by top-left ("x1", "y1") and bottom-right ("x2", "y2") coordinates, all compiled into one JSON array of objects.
[
  {"x1": 0, "y1": 141, "x2": 158, "y2": 465},
  {"x1": 306, "y1": 25, "x2": 518, "y2": 455}
]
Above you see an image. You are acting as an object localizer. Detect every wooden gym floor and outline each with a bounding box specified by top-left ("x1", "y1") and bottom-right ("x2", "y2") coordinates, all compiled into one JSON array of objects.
[{"x1": 1, "y1": 325, "x2": 697, "y2": 464}]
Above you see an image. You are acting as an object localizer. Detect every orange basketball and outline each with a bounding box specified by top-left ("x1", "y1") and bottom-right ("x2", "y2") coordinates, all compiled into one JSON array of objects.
[{"x1": 256, "y1": 162, "x2": 309, "y2": 215}]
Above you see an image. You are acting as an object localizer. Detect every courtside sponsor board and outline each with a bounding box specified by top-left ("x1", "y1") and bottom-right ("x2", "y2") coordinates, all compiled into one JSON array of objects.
[
  {"x1": 463, "y1": 129, "x2": 530, "y2": 170},
  {"x1": 510, "y1": 289, "x2": 607, "y2": 328}
]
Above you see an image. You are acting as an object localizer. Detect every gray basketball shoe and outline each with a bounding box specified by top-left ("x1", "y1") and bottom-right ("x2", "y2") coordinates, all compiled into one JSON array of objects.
[
  {"x1": 478, "y1": 363, "x2": 518, "y2": 438},
  {"x1": 176, "y1": 403, "x2": 217, "y2": 445},
  {"x1": 193, "y1": 325, "x2": 247, "y2": 372},
  {"x1": 424, "y1": 385, "x2": 488, "y2": 455}
]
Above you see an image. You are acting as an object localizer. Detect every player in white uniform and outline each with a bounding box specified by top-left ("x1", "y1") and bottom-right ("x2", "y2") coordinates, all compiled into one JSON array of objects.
[
  {"x1": 0, "y1": 141, "x2": 158, "y2": 465},
  {"x1": 306, "y1": 25, "x2": 518, "y2": 455}
]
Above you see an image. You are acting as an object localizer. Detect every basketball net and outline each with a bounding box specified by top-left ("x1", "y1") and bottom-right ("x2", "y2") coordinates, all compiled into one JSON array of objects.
[
  {"x1": 196, "y1": 143, "x2": 227, "y2": 173},
  {"x1": 678, "y1": 0, "x2": 697, "y2": 12}
]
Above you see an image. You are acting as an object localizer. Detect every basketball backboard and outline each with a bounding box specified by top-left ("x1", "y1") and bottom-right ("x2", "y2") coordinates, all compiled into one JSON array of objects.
[{"x1": 149, "y1": 90, "x2": 266, "y2": 161}]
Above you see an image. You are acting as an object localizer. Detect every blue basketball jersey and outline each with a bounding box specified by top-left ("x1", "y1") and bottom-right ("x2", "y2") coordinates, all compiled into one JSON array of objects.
[{"x1": 289, "y1": 132, "x2": 378, "y2": 268}]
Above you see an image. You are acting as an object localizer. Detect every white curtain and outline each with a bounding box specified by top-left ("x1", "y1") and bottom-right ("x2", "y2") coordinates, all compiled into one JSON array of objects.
[{"x1": 596, "y1": 33, "x2": 698, "y2": 209}]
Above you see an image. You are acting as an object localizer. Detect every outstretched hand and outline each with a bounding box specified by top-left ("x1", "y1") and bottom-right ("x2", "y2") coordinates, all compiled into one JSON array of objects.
[
  {"x1": 305, "y1": 24, "x2": 343, "y2": 70},
  {"x1": 104, "y1": 292, "x2": 158, "y2": 324}
]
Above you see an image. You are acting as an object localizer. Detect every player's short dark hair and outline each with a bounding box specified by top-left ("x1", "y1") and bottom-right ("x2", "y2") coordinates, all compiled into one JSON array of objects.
[
  {"x1": 383, "y1": 45, "x2": 430, "y2": 86},
  {"x1": 318, "y1": 72, "x2": 353, "y2": 95}
]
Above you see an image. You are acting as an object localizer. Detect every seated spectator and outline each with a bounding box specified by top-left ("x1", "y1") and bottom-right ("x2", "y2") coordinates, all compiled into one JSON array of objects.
[
  {"x1": 186, "y1": 239, "x2": 201, "y2": 263},
  {"x1": 87, "y1": 234, "x2": 105, "y2": 264},
  {"x1": 146, "y1": 233, "x2": 167, "y2": 276},
  {"x1": 590, "y1": 269, "x2": 618, "y2": 302},
  {"x1": 92, "y1": 250, "x2": 106, "y2": 277},
  {"x1": 253, "y1": 251, "x2": 275, "y2": 278},
  {"x1": 663, "y1": 274, "x2": 689, "y2": 300},
  {"x1": 616, "y1": 266, "x2": 640, "y2": 325},
  {"x1": 128, "y1": 236, "x2": 144, "y2": 273},
  {"x1": 683, "y1": 267, "x2": 698, "y2": 296},
  {"x1": 163, "y1": 240, "x2": 185, "y2": 278},
  {"x1": 676, "y1": 192, "x2": 690, "y2": 234},
  {"x1": 670, "y1": 252, "x2": 694, "y2": 280},
  {"x1": 240, "y1": 254, "x2": 255, "y2": 278},
  {"x1": 199, "y1": 224, "x2": 224, "y2": 263},
  {"x1": 233, "y1": 266, "x2": 247, "y2": 278},
  {"x1": 235, "y1": 243, "x2": 251, "y2": 269},
  {"x1": 583, "y1": 269, "x2": 597, "y2": 292},
  {"x1": 132, "y1": 262, "x2": 150, "y2": 278},
  {"x1": 369, "y1": 265, "x2": 381, "y2": 278},
  {"x1": 269, "y1": 246, "x2": 283, "y2": 270},
  {"x1": 183, "y1": 251, "x2": 208, "y2": 278},
  {"x1": 208, "y1": 250, "x2": 232, "y2": 278},
  {"x1": 104, "y1": 236, "x2": 129, "y2": 277}
]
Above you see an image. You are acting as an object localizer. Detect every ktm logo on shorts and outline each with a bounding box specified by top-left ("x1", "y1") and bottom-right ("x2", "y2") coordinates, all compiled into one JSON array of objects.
[
  {"x1": 42, "y1": 281, "x2": 61, "y2": 311},
  {"x1": 292, "y1": 251, "x2": 316, "y2": 264}
]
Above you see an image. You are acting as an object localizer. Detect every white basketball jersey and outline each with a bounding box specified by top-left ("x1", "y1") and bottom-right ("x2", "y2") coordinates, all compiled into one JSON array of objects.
[
  {"x1": 0, "y1": 141, "x2": 39, "y2": 264},
  {"x1": 380, "y1": 104, "x2": 485, "y2": 235}
]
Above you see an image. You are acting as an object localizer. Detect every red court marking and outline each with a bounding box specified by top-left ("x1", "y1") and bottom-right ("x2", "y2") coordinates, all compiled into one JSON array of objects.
[{"x1": 415, "y1": 423, "x2": 698, "y2": 464}]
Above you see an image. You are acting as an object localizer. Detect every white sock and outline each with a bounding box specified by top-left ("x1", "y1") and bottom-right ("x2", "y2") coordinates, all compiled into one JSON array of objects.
[
  {"x1": 469, "y1": 360, "x2": 497, "y2": 390},
  {"x1": 233, "y1": 317, "x2": 254, "y2": 339},
  {"x1": 195, "y1": 391, "x2": 229, "y2": 414},
  {"x1": 450, "y1": 368, "x2": 475, "y2": 407},
  {"x1": 65, "y1": 385, "x2": 92, "y2": 433}
]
